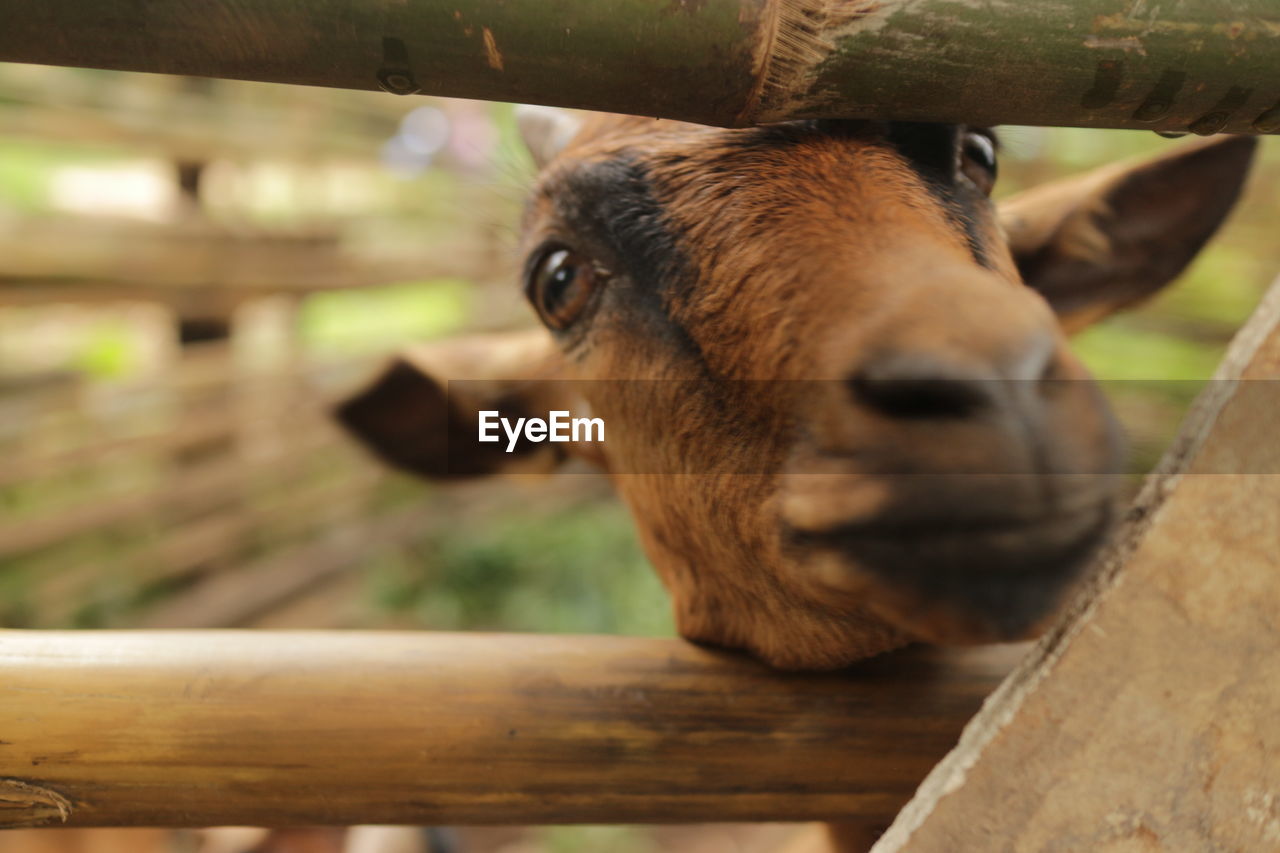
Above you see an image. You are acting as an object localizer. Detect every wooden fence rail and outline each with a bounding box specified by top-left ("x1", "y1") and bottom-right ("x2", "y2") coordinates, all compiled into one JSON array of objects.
[
  {"x1": 1, "y1": 1, "x2": 1278, "y2": 134},
  {"x1": 0, "y1": 632, "x2": 1023, "y2": 830},
  {"x1": 0, "y1": 342, "x2": 411, "y2": 631}
]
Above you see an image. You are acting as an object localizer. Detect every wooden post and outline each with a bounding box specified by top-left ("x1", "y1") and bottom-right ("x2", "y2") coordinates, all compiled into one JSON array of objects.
[
  {"x1": 0, "y1": 632, "x2": 1022, "y2": 829},
  {"x1": 0, "y1": 1, "x2": 1277, "y2": 134},
  {"x1": 873, "y1": 276, "x2": 1280, "y2": 852},
  {"x1": 170, "y1": 152, "x2": 239, "y2": 469}
]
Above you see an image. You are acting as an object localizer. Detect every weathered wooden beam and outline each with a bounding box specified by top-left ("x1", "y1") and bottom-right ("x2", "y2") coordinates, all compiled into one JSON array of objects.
[
  {"x1": 0, "y1": 425, "x2": 343, "y2": 558},
  {"x1": 0, "y1": 218, "x2": 506, "y2": 302},
  {"x1": 0, "y1": 1, "x2": 1277, "y2": 134},
  {"x1": 0, "y1": 632, "x2": 1022, "y2": 829},
  {"x1": 873, "y1": 275, "x2": 1280, "y2": 852}
]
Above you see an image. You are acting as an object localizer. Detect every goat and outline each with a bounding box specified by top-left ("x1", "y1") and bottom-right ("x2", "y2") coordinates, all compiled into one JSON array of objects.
[
  {"x1": 338, "y1": 114, "x2": 1254, "y2": 853},
  {"x1": 340, "y1": 111, "x2": 1254, "y2": 672}
]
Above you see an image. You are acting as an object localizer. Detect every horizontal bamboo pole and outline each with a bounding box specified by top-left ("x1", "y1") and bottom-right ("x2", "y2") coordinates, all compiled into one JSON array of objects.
[
  {"x1": 0, "y1": 631, "x2": 1023, "y2": 829},
  {"x1": 0, "y1": 1, "x2": 1278, "y2": 134}
]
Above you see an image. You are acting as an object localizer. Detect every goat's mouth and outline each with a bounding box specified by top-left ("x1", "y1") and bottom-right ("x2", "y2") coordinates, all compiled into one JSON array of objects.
[{"x1": 785, "y1": 501, "x2": 1115, "y2": 644}]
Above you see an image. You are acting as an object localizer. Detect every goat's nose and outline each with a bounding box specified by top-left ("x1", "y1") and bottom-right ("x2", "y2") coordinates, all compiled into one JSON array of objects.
[{"x1": 848, "y1": 334, "x2": 1055, "y2": 420}]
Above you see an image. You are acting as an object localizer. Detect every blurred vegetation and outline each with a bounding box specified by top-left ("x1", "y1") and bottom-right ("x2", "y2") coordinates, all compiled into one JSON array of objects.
[
  {"x1": 301, "y1": 279, "x2": 473, "y2": 356},
  {"x1": 364, "y1": 492, "x2": 671, "y2": 637}
]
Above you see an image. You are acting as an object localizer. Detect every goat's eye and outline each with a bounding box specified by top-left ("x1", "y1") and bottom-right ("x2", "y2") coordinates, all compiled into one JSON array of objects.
[
  {"x1": 527, "y1": 248, "x2": 598, "y2": 330},
  {"x1": 960, "y1": 131, "x2": 998, "y2": 195}
]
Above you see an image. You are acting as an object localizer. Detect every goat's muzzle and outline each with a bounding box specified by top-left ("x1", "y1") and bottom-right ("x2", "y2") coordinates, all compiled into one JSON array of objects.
[
  {"x1": 780, "y1": 339, "x2": 1125, "y2": 643},
  {"x1": 784, "y1": 488, "x2": 1117, "y2": 643}
]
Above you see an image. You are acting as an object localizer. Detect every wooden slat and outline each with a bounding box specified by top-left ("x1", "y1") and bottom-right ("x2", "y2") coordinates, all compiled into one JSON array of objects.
[
  {"x1": 0, "y1": 373, "x2": 82, "y2": 442},
  {"x1": 0, "y1": 632, "x2": 1024, "y2": 829},
  {"x1": 0, "y1": 350, "x2": 369, "y2": 489},
  {"x1": 0, "y1": 217, "x2": 508, "y2": 297},
  {"x1": 0, "y1": 62, "x2": 409, "y2": 161},
  {"x1": 136, "y1": 498, "x2": 428, "y2": 628},
  {"x1": 0, "y1": 97, "x2": 395, "y2": 163},
  {"x1": 0, "y1": 402, "x2": 236, "y2": 489},
  {"x1": 0, "y1": 426, "x2": 345, "y2": 557},
  {"x1": 874, "y1": 276, "x2": 1280, "y2": 852},
  {"x1": 28, "y1": 469, "x2": 385, "y2": 627}
]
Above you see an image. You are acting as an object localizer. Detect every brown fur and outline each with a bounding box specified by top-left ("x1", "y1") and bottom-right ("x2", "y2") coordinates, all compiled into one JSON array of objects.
[
  {"x1": 1000, "y1": 134, "x2": 1258, "y2": 332},
  {"x1": 521, "y1": 117, "x2": 1103, "y2": 666},
  {"x1": 340, "y1": 116, "x2": 1254, "y2": 673}
]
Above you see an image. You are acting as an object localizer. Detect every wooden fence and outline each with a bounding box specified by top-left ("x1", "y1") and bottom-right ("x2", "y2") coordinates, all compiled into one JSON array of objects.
[
  {"x1": 1, "y1": 9, "x2": 1279, "y2": 850},
  {"x1": 0, "y1": 278, "x2": 1274, "y2": 848},
  {"x1": 0, "y1": 342, "x2": 418, "y2": 631},
  {"x1": 0, "y1": 71, "x2": 519, "y2": 634},
  {"x1": 0, "y1": 279, "x2": 1269, "y2": 845}
]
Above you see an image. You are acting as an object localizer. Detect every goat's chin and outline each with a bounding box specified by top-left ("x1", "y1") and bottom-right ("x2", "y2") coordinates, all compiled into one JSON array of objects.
[{"x1": 784, "y1": 501, "x2": 1116, "y2": 644}]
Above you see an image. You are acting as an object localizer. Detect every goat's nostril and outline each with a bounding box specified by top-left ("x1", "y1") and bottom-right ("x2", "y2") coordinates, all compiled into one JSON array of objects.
[
  {"x1": 848, "y1": 371, "x2": 991, "y2": 420},
  {"x1": 848, "y1": 330, "x2": 1062, "y2": 421}
]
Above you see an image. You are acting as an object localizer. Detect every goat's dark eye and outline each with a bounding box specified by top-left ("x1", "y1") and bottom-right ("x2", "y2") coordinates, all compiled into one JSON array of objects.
[
  {"x1": 527, "y1": 248, "x2": 598, "y2": 330},
  {"x1": 960, "y1": 131, "x2": 998, "y2": 195}
]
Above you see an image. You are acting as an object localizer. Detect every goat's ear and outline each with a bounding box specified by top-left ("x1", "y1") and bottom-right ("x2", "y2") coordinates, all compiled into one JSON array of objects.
[
  {"x1": 999, "y1": 135, "x2": 1257, "y2": 332},
  {"x1": 335, "y1": 330, "x2": 571, "y2": 479},
  {"x1": 516, "y1": 105, "x2": 582, "y2": 169}
]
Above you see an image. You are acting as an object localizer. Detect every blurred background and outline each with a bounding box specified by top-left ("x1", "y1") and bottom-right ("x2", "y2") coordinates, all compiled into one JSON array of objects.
[{"x1": 0, "y1": 63, "x2": 1276, "y2": 853}]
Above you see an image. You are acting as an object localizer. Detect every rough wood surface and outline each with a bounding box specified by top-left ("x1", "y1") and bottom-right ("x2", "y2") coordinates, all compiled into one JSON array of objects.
[
  {"x1": 873, "y1": 277, "x2": 1280, "y2": 852},
  {"x1": 0, "y1": 1, "x2": 1277, "y2": 133},
  {"x1": 0, "y1": 0, "x2": 767, "y2": 127},
  {"x1": 0, "y1": 632, "x2": 1023, "y2": 828}
]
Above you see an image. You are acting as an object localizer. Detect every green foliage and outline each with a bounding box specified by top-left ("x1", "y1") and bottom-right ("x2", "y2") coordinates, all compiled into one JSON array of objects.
[
  {"x1": 71, "y1": 319, "x2": 139, "y2": 378},
  {"x1": 538, "y1": 825, "x2": 655, "y2": 853},
  {"x1": 300, "y1": 278, "x2": 471, "y2": 355},
  {"x1": 0, "y1": 139, "x2": 111, "y2": 212},
  {"x1": 367, "y1": 496, "x2": 673, "y2": 637},
  {"x1": 1074, "y1": 321, "x2": 1225, "y2": 382},
  {"x1": 1152, "y1": 245, "x2": 1267, "y2": 331}
]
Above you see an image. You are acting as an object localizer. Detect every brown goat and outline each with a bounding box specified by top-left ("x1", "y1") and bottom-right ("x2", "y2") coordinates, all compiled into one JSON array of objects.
[{"x1": 340, "y1": 112, "x2": 1254, "y2": 670}]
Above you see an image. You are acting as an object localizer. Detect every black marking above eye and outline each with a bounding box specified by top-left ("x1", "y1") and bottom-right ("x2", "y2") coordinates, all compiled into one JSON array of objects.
[
  {"x1": 886, "y1": 122, "x2": 961, "y2": 182},
  {"x1": 883, "y1": 123, "x2": 998, "y2": 267}
]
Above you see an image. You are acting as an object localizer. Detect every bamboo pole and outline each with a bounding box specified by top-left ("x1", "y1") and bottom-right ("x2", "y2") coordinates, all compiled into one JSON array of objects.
[
  {"x1": 0, "y1": 1, "x2": 1277, "y2": 134},
  {"x1": 0, "y1": 631, "x2": 1023, "y2": 829}
]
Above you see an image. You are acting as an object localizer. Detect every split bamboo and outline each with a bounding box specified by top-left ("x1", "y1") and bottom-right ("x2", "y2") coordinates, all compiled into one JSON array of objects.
[
  {"x1": 0, "y1": 632, "x2": 1022, "y2": 829},
  {"x1": 0, "y1": 1, "x2": 1277, "y2": 134}
]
